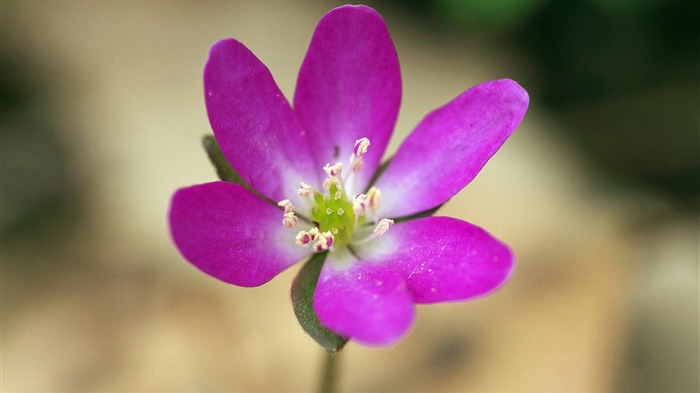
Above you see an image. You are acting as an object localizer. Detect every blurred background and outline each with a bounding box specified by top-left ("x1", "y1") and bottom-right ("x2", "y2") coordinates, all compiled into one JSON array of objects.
[{"x1": 2, "y1": 0, "x2": 698, "y2": 391}]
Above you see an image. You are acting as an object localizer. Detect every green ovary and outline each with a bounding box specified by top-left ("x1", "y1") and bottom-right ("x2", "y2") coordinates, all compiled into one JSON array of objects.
[{"x1": 310, "y1": 183, "x2": 356, "y2": 245}]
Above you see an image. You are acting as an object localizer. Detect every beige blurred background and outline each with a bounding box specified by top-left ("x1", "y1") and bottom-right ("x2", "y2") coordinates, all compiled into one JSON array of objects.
[{"x1": 2, "y1": 1, "x2": 698, "y2": 392}]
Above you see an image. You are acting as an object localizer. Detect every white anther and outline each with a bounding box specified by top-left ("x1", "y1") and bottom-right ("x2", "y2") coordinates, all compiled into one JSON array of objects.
[
  {"x1": 350, "y1": 138, "x2": 370, "y2": 174},
  {"x1": 295, "y1": 230, "x2": 311, "y2": 247},
  {"x1": 367, "y1": 187, "x2": 381, "y2": 211},
  {"x1": 354, "y1": 138, "x2": 370, "y2": 157},
  {"x1": 312, "y1": 231, "x2": 334, "y2": 252},
  {"x1": 373, "y1": 218, "x2": 394, "y2": 237},
  {"x1": 324, "y1": 232, "x2": 334, "y2": 248},
  {"x1": 282, "y1": 212, "x2": 298, "y2": 229},
  {"x1": 277, "y1": 199, "x2": 294, "y2": 214},
  {"x1": 334, "y1": 191, "x2": 341, "y2": 200},
  {"x1": 353, "y1": 194, "x2": 367, "y2": 217},
  {"x1": 330, "y1": 227, "x2": 339, "y2": 234},
  {"x1": 297, "y1": 182, "x2": 311, "y2": 197},
  {"x1": 325, "y1": 208, "x2": 333, "y2": 215},
  {"x1": 323, "y1": 162, "x2": 344, "y2": 178},
  {"x1": 337, "y1": 208, "x2": 345, "y2": 216}
]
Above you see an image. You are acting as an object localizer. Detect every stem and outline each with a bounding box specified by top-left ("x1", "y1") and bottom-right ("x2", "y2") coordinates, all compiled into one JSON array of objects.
[{"x1": 318, "y1": 350, "x2": 340, "y2": 393}]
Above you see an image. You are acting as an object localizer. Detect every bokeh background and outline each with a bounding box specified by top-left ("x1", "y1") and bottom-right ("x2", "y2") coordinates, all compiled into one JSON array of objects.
[{"x1": 2, "y1": 0, "x2": 698, "y2": 391}]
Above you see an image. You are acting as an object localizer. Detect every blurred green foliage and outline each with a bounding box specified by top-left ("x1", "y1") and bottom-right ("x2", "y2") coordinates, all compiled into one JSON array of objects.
[
  {"x1": 1, "y1": 54, "x2": 78, "y2": 240},
  {"x1": 432, "y1": 0, "x2": 546, "y2": 33}
]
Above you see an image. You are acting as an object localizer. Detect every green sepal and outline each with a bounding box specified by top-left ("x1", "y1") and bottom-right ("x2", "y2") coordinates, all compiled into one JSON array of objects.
[
  {"x1": 202, "y1": 135, "x2": 276, "y2": 204},
  {"x1": 393, "y1": 203, "x2": 444, "y2": 224},
  {"x1": 202, "y1": 134, "x2": 248, "y2": 185},
  {"x1": 291, "y1": 252, "x2": 348, "y2": 352},
  {"x1": 366, "y1": 156, "x2": 391, "y2": 191}
]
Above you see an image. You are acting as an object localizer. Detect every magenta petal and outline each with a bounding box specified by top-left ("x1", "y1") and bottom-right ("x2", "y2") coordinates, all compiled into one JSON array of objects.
[
  {"x1": 205, "y1": 39, "x2": 320, "y2": 203},
  {"x1": 314, "y1": 255, "x2": 415, "y2": 346},
  {"x1": 169, "y1": 182, "x2": 309, "y2": 287},
  {"x1": 374, "y1": 79, "x2": 529, "y2": 218},
  {"x1": 294, "y1": 5, "x2": 401, "y2": 192},
  {"x1": 357, "y1": 216, "x2": 514, "y2": 304}
]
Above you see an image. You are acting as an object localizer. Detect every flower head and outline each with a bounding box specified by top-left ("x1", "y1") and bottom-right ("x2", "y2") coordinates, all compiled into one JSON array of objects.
[{"x1": 169, "y1": 5, "x2": 528, "y2": 347}]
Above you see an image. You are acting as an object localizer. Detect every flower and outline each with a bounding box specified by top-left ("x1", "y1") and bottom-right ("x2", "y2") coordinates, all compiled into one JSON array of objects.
[{"x1": 169, "y1": 4, "x2": 529, "y2": 346}]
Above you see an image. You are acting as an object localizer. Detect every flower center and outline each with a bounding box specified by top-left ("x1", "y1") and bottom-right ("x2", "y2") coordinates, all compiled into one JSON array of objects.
[
  {"x1": 278, "y1": 137, "x2": 393, "y2": 252},
  {"x1": 310, "y1": 182, "x2": 354, "y2": 244}
]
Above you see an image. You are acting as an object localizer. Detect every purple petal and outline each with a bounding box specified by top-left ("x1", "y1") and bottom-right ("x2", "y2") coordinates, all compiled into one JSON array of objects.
[
  {"x1": 169, "y1": 182, "x2": 310, "y2": 287},
  {"x1": 314, "y1": 253, "x2": 415, "y2": 346},
  {"x1": 356, "y1": 216, "x2": 514, "y2": 304},
  {"x1": 374, "y1": 79, "x2": 529, "y2": 218},
  {"x1": 294, "y1": 5, "x2": 401, "y2": 192},
  {"x1": 205, "y1": 39, "x2": 320, "y2": 204}
]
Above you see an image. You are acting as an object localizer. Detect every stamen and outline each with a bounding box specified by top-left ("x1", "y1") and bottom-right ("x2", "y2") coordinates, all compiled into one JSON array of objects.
[
  {"x1": 312, "y1": 230, "x2": 334, "y2": 252},
  {"x1": 373, "y1": 218, "x2": 394, "y2": 237},
  {"x1": 354, "y1": 138, "x2": 370, "y2": 157},
  {"x1": 367, "y1": 187, "x2": 381, "y2": 211},
  {"x1": 282, "y1": 212, "x2": 298, "y2": 229},
  {"x1": 350, "y1": 156, "x2": 364, "y2": 173},
  {"x1": 353, "y1": 217, "x2": 395, "y2": 245},
  {"x1": 294, "y1": 227, "x2": 318, "y2": 247},
  {"x1": 350, "y1": 137, "x2": 370, "y2": 174},
  {"x1": 297, "y1": 182, "x2": 311, "y2": 197},
  {"x1": 353, "y1": 194, "x2": 367, "y2": 217},
  {"x1": 277, "y1": 199, "x2": 294, "y2": 214},
  {"x1": 337, "y1": 208, "x2": 345, "y2": 215},
  {"x1": 323, "y1": 162, "x2": 346, "y2": 193},
  {"x1": 295, "y1": 230, "x2": 311, "y2": 247},
  {"x1": 323, "y1": 162, "x2": 344, "y2": 177},
  {"x1": 322, "y1": 178, "x2": 335, "y2": 189}
]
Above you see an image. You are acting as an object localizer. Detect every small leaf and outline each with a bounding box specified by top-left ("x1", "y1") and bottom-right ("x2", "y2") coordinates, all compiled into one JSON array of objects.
[
  {"x1": 291, "y1": 252, "x2": 348, "y2": 352},
  {"x1": 201, "y1": 134, "x2": 248, "y2": 185}
]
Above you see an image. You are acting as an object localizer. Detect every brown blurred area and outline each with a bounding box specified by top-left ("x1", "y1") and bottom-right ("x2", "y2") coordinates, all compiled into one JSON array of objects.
[{"x1": 2, "y1": 1, "x2": 697, "y2": 392}]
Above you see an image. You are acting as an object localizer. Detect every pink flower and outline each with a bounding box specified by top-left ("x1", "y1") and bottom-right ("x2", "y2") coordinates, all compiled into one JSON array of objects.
[{"x1": 169, "y1": 5, "x2": 528, "y2": 346}]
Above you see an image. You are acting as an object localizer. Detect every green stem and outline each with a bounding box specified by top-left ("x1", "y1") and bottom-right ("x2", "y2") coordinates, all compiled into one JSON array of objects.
[{"x1": 318, "y1": 350, "x2": 340, "y2": 393}]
